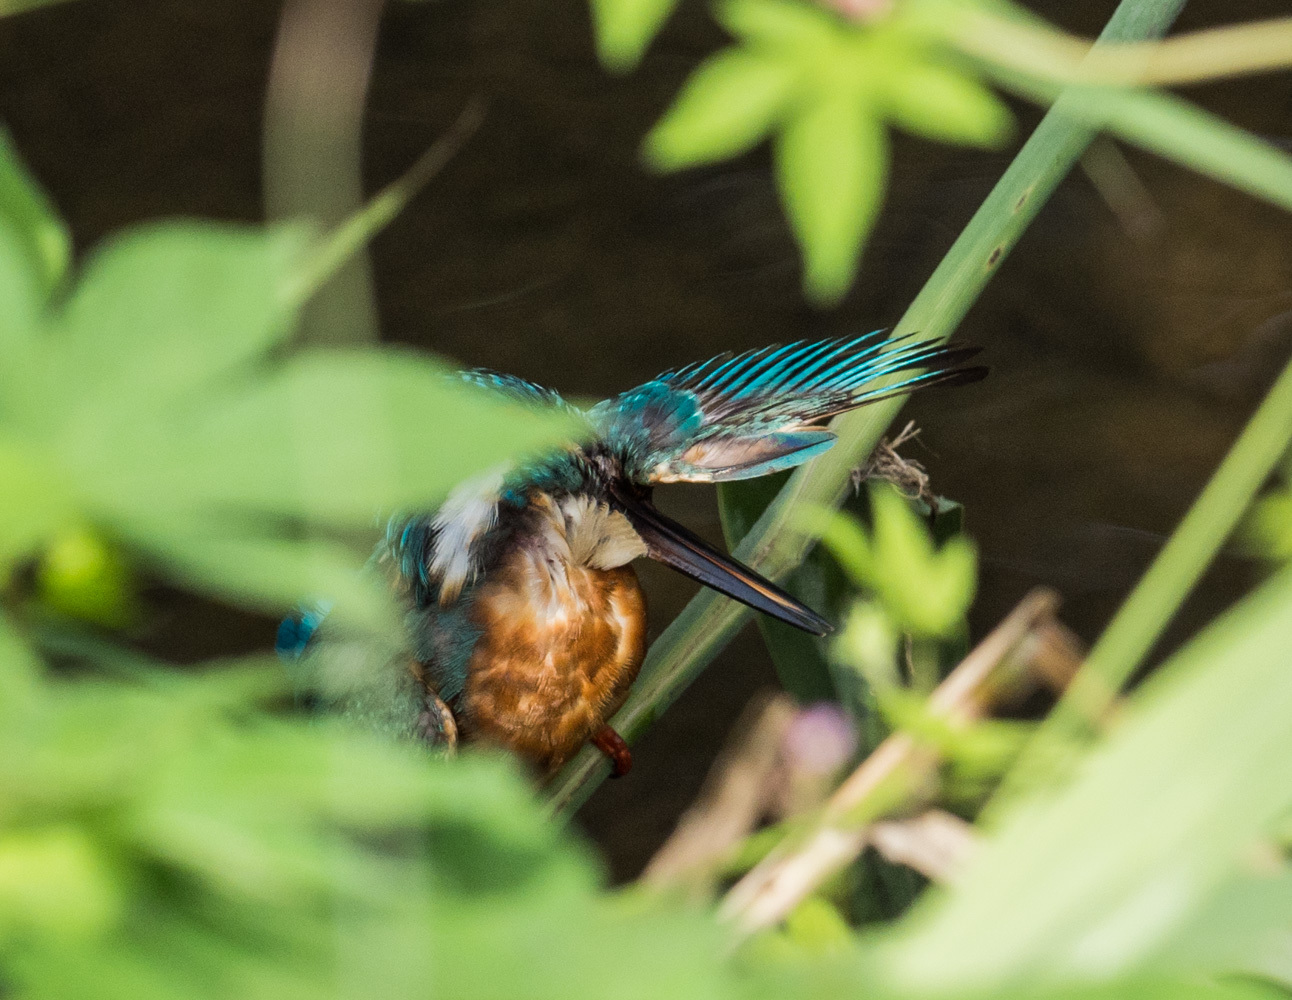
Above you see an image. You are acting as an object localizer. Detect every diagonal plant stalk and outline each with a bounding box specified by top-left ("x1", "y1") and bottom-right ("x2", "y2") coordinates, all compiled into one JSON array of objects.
[
  {"x1": 545, "y1": 0, "x2": 1188, "y2": 819},
  {"x1": 995, "y1": 346, "x2": 1292, "y2": 808}
]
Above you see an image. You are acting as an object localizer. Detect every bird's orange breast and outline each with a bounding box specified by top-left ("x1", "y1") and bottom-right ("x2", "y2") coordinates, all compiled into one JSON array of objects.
[{"x1": 457, "y1": 546, "x2": 648, "y2": 773}]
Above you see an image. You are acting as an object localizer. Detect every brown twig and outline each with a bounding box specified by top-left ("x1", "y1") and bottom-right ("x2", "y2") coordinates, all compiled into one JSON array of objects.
[
  {"x1": 719, "y1": 588, "x2": 1068, "y2": 939},
  {"x1": 641, "y1": 693, "x2": 798, "y2": 897},
  {"x1": 869, "y1": 809, "x2": 978, "y2": 885}
]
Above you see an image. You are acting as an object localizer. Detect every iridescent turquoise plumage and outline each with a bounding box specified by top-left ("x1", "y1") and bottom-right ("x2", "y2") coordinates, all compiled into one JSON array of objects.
[{"x1": 282, "y1": 333, "x2": 984, "y2": 774}]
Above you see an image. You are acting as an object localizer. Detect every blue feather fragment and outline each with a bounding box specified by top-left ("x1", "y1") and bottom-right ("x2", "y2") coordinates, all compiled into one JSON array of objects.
[{"x1": 276, "y1": 599, "x2": 335, "y2": 660}]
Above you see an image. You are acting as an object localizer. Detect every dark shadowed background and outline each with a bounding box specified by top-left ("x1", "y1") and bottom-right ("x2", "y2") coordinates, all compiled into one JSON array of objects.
[{"x1": 3, "y1": 0, "x2": 1290, "y2": 880}]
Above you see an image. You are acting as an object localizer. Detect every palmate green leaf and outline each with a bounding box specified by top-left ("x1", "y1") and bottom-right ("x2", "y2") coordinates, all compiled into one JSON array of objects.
[
  {"x1": 876, "y1": 564, "x2": 1292, "y2": 993},
  {"x1": 588, "y1": 0, "x2": 681, "y2": 72},
  {"x1": 775, "y1": 97, "x2": 888, "y2": 305},
  {"x1": 0, "y1": 129, "x2": 69, "y2": 299},
  {"x1": 865, "y1": 486, "x2": 975, "y2": 638},
  {"x1": 716, "y1": 0, "x2": 840, "y2": 50},
  {"x1": 881, "y1": 61, "x2": 1013, "y2": 148},
  {"x1": 644, "y1": 49, "x2": 800, "y2": 171}
]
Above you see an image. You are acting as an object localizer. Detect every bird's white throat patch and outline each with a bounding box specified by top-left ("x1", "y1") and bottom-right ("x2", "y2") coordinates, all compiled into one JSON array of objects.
[{"x1": 536, "y1": 493, "x2": 647, "y2": 570}]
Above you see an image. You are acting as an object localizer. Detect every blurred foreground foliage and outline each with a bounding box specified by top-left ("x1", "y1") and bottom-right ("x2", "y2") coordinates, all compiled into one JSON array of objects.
[{"x1": 5, "y1": 0, "x2": 1292, "y2": 997}]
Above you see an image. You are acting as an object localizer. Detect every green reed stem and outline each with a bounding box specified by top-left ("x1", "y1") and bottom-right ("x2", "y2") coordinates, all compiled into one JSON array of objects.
[
  {"x1": 997, "y1": 349, "x2": 1292, "y2": 806},
  {"x1": 544, "y1": 0, "x2": 1187, "y2": 821}
]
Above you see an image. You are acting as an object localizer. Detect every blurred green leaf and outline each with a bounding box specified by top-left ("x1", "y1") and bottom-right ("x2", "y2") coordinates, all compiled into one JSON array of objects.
[
  {"x1": 0, "y1": 129, "x2": 69, "y2": 298},
  {"x1": 865, "y1": 486, "x2": 976, "y2": 637},
  {"x1": 0, "y1": 435, "x2": 78, "y2": 575},
  {"x1": 1148, "y1": 866, "x2": 1292, "y2": 984},
  {"x1": 784, "y1": 895, "x2": 855, "y2": 955},
  {"x1": 35, "y1": 526, "x2": 136, "y2": 629},
  {"x1": 1245, "y1": 487, "x2": 1292, "y2": 558},
  {"x1": 716, "y1": 0, "x2": 840, "y2": 50},
  {"x1": 881, "y1": 62, "x2": 1012, "y2": 148},
  {"x1": 0, "y1": 225, "x2": 43, "y2": 358},
  {"x1": 49, "y1": 222, "x2": 308, "y2": 427},
  {"x1": 0, "y1": 612, "x2": 41, "y2": 719},
  {"x1": 878, "y1": 564, "x2": 1292, "y2": 992},
  {"x1": 813, "y1": 487, "x2": 976, "y2": 639},
  {"x1": 0, "y1": 827, "x2": 121, "y2": 943},
  {"x1": 776, "y1": 96, "x2": 887, "y2": 304},
  {"x1": 588, "y1": 0, "x2": 680, "y2": 72},
  {"x1": 153, "y1": 350, "x2": 578, "y2": 527},
  {"x1": 0, "y1": 0, "x2": 79, "y2": 16},
  {"x1": 645, "y1": 49, "x2": 800, "y2": 171},
  {"x1": 129, "y1": 520, "x2": 397, "y2": 632}
]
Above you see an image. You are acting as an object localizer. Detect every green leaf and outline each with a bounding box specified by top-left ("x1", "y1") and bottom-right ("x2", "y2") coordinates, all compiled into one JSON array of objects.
[
  {"x1": 118, "y1": 350, "x2": 579, "y2": 528},
  {"x1": 878, "y1": 564, "x2": 1292, "y2": 992},
  {"x1": 810, "y1": 489, "x2": 976, "y2": 639},
  {"x1": 866, "y1": 486, "x2": 976, "y2": 637},
  {"x1": 128, "y1": 519, "x2": 398, "y2": 634},
  {"x1": 0, "y1": 129, "x2": 69, "y2": 299},
  {"x1": 0, "y1": 224, "x2": 44, "y2": 359},
  {"x1": 644, "y1": 48, "x2": 800, "y2": 171},
  {"x1": 1149, "y1": 867, "x2": 1292, "y2": 984},
  {"x1": 720, "y1": 472, "x2": 840, "y2": 702},
  {"x1": 0, "y1": 827, "x2": 121, "y2": 943},
  {"x1": 588, "y1": 0, "x2": 680, "y2": 73},
  {"x1": 0, "y1": 611, "x2": 42, "y2": 717},
  {"x1": 50, "y1": 222, "x2": 309, "y2": 426},
  {"x1": 0, "y1": 0, "x2": 79, "y2": 16},
  {"x1": 783, "y1": 895, "x2": 854, "y2": 955},
  {"x1": 775, "y1": 96, "x2": 887, "y2": 305},
  {"x1": 0, "y1": 435, "x2": 78, "y2": 576},
  {"x1": 35, "y1": 526, "x2": 136, "y2": 629},
  {"x1": 716, "y1": 0, "x2": 841, "y2": 51},
  {"x1": 882, "y1": 62, "x2": 1013, "y2": 148}
]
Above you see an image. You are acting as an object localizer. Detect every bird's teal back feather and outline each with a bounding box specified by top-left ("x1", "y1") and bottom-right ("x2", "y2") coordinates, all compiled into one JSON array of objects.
[{"x1": 593, "y1": 333, "x2": 983, "y2": 483}]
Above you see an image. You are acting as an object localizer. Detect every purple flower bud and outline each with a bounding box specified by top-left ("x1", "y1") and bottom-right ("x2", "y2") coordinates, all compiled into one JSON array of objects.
[{"x1": 783, "y1": 702, "x2": 858, "y2": 776}]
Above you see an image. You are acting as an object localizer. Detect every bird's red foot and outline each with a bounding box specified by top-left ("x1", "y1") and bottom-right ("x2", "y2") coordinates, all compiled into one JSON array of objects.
[{"x1": 591, "y1": 725, "x2": 632, "y2": 777}]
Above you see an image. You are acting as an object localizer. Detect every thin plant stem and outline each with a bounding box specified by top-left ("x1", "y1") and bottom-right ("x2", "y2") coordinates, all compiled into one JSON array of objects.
[
  {"x1": 997, "y1": 350, "x2": 1292, "y2": 805},
  {"x1": 544, "y1": 0, "x2": 1188, "y2": 820},
  {"x1": 956, "y1": 8, "x2": 1292, "y2": 89},
  {"x1": 281, "y1": 100, "x2": 487, "y2": 310}
]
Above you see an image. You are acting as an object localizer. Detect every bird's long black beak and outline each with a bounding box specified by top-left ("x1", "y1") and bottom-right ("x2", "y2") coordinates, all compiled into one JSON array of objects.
[{"x1": 610, "y1": 486, "x2": 833, "y2": 636}]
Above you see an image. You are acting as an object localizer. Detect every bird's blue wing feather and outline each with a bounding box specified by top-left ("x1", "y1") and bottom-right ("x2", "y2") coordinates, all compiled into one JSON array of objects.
[
  {"x1": 459, "y1": 368, "x2": 574, "y2": 411},
  {"x1": 596, "y1": 334, "x2": 984, "y2": 483}
]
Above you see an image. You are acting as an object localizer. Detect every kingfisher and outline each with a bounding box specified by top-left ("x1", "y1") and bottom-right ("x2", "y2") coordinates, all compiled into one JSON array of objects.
[{"x1": 281, "y1": 332, "x2": 984, "y2": 778}]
